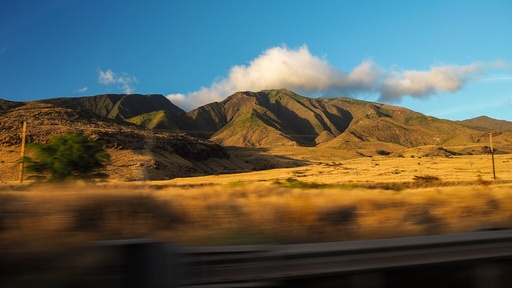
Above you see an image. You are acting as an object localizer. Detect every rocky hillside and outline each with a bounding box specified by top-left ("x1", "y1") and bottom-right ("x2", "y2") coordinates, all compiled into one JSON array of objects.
[
  {"x1": 0, "y1": 100, "x2": 231, "y2": 181},
  {"x1": 183, "y1": 89, "x2": 512, "y2": 154},
  {"x1": 187, "y1": 89, "x2": 351, "y2": 146},
  {"x1": 40, "y1": 94, "x2": 184, "y2": 120}
]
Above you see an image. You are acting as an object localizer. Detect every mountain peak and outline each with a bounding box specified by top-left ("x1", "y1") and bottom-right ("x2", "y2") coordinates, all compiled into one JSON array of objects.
[
  {"x1": 40, "y1": 93, "x2": 185, "y2": 120},
  {"x1": 458, "y1": 115, "x2": 512, "y2": 132}
]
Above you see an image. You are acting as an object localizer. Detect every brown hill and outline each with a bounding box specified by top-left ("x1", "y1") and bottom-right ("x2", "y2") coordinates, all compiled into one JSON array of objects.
[
  {"x1": 320, "y1": 101, "x2": 474, "y2": 147},
  {"x1": 33, "y1": 91, "x2": 512, "y2": 155},
  {"x1": 457, "y1": 116, "x2": 512, "y2": 133},
  {"x1": 184, "y1": 89, "x2": 512, "y2": 155},
  {"x1": 74, "y1": 90, "x2": 511, "y2": 157},
  {"x1": 188, "y1": 89, "x2": 500, "y2": 150},
  {"x1": 39, "y1": 94, "x2": 184, "y2": 120},
  {"x1": 3, "y1": 90, "x2": 511, "y2": 182},
  {"x1": 0, "y1": 100, "x2": 232, "y2": 181},
  {"x1": 186, "y1": 89, "x2": 352, "y2": 147}
]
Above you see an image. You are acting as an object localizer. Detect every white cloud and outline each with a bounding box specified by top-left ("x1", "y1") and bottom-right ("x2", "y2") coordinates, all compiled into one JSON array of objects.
[
  {"x1": 226, "y1": 45, "x2": 342, "y2": 91},
  {"x1": 166, "y1": 93, "x2": 188, "y2": 109},
  {"x1": 168, "y1": 45, "x2": 382, "y2": 110},
  {"x1": 167, "y1": 45, "x2": 507, "y2": 111},
  {"x1": 98, "y1": 69, "x2": 115, "y2": 84},
  {"x1": 169, "y1": 45, "x2": 347, "y2": 110},
  {"x1": 98, "y1": 68, "x2": 138, "y2": 94},
  {"x1": 77, "y1": 86, "x2": 88, "y2": 93},
  {"x1": 379, "y1": 63, "x2": 485, "y2": 102}
]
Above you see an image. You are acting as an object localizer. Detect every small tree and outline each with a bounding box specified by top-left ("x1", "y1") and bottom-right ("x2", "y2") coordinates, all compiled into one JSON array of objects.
[{"x1": 24, "y1": 132, "x2": 110, "y2": 181}]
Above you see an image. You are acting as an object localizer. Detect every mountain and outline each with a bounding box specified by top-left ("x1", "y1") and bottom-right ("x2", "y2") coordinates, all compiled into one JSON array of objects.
[
  {"x1": 0, "y1": 99, "x2": 23, "y2": 113},
  {"x1": 80, "y1": 89, "x2": 511, "y2": 155},
  {"x1": 457, "y1": 116, "x2": 512, "y2": 133},
  {"x1": 184, "y1": 89, "x2": 502, "y2": 150},
  {"x1": 318, "y1": 99, "x2": 478, "y2": 148},
  {"x1": 0, "y1": 100, "x2": 231, "y2": 181},
  {"x1": 186, "y1": 89, "x2": 353, "y2": 147},
  {"x1": 39, "y1": 94, "x2": 184, "y2": 120},
  {"x1": 2, "y1": 89, "x2": 511, "y2": 182}
]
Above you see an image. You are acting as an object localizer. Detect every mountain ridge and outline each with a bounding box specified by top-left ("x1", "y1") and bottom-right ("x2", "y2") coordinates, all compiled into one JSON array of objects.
[
  {"x1": 2, "y1": 89, "x2": 512, "y2": 153},
  {"x1": 0, "y1": 100, "x2": 233, "y2": 181},
  {"x1": 182, "y1": 89, "x2": 510, "y2": 150},
  {"x1": 38, "y1": 94, "x2": 184, "y2": 120},
  {"x1": 2, "y1": 90, "x2": 512, "y2": 181},
  {"x1": 457, "y1": 116, "x2": 512, "y2": 133}
]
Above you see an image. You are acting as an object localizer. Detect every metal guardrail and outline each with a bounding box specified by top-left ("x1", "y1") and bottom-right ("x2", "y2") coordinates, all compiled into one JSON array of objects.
[{"x1": 84, "y1": 229, "x2": 512, "y2": 287}]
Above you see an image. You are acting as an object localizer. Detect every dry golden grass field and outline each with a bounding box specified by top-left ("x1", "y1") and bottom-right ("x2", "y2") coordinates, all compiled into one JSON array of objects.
[{"x1": 2, "y1": 146, "x2": 512, "y2": 256}]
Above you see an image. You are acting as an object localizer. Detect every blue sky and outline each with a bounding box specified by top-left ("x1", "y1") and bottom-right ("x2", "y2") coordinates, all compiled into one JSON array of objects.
[{"x1": 1, "y1": 0, "x2": 511, "y2": 121}]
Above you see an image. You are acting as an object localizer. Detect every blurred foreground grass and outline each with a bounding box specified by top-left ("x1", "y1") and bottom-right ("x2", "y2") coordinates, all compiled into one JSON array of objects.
[
  {"x1": 2, "y1": 180, "x2": 512, "y2": 251},
  {"x1": 2, "y1": 153, "x2": 512, "y2": 286},
  {"x1": 2, "y1": 180, "x2": 512, "y2": 287}
]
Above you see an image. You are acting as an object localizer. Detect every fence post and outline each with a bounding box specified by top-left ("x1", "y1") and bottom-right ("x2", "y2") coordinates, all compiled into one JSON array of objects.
[
  {"x1": 490, "y1": 132, "x2": 496, "y2": 180},
  {"x1": 19, "y1": 121, "x2": 27, "y2": 183}
]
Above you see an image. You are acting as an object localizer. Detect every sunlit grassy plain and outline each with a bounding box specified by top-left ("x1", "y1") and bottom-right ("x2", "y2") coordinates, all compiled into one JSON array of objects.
[{"x1": 2, "y1": 146, "x2": 512, "y2": 255}]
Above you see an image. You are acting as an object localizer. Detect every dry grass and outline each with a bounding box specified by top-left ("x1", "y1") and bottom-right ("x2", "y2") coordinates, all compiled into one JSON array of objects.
[
  {"x1": 1, "y1": 151, "x2": 512, "y2": 251},
  {"x1": 163, "y1": 151, "x2": 512, "y2": 186},
  {"x1": 1, "y1": 181, "x2": 512, "y2": 250},
  {"x1": 4, "y1": 179, "x2": 512, "y2": 287}
]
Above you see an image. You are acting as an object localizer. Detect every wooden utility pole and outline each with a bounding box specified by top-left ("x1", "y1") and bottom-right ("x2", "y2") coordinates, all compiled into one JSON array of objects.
[
  {"x1": 490, "y1": 132, "x2": 496, "y2": 180},
  {"x1": 19, "y1": 121, "x2": 27, "y2": 183}
]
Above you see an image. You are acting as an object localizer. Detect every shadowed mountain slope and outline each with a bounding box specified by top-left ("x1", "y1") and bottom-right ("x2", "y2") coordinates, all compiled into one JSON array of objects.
[
  {"x1": 40, "y1": 94, "x2": 184, "y2": 120},
  {"x1": 0, "y1": 99, "x2": 23, "y2": 112},
  {"x1": 186, "y1": 89, "x2": 353, "y2": 147},
  {"x1": 319, "y1": 100, "x2": 477, "y2": 148}
]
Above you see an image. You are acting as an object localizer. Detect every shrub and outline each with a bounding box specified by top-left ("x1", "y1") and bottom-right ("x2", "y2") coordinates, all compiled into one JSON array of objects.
[
  {"x1": 23, "y1": 132, "x2": 110, "y2": 181},
  {"x1": 376, "y1": 150, "x2": 391, "y2": 156}
]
